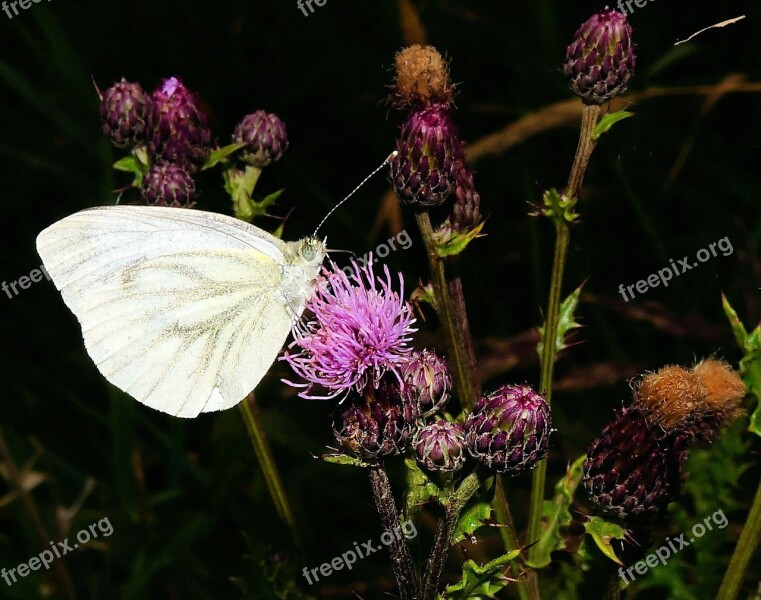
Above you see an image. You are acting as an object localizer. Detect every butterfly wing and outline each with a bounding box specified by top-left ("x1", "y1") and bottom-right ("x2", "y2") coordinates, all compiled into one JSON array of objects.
[{"x1": 37, "y1": 205, "x2": 307, "y2": 417}]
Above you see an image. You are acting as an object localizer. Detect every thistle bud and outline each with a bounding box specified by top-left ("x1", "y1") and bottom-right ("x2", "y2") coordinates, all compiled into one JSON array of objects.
[
  {"x1": 399, "y1": 350, "x2": 451, "y2": 417},
  {"x1": 392, "y1": 45, "x2": 454, "y2": 111},
  {"x1": 98, "y1": 79, "x2": 153, "y2": 149},
  {"x1": 232, "y1": 110, "x2": 289, "y2": 167},
  {"x1": 583, "y1": 407, "x2": 689, "y2": 519},
  {"x1": 452, "y1": 161, "x2": 482, "y2": 232},
  {"x1": 332, "y1": 376, "x2": 417, "y2": 459},
  {"x1": 414, "y1": 421, "x2": 466, "y2": 472},
  {"x1": 390, "y1": 105, "x2": 458, "y2": 207},
  {"x1": 464, "y1": 384, "x2": 552, "y2": 475},
  {"x1": 141, "y1": 163, "x2": 196, "y2": 208},
  {"x1": 149, "y1": 77, "x2": 212, "y2": 172},
  {"x1": 563, "y1": 9, "x2": 636, "y2": 104}
]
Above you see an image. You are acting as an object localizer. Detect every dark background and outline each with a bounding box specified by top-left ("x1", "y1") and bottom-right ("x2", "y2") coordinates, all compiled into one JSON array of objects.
[{"x1": 0, "y1": 1, "x2": 759, "y2": 598}]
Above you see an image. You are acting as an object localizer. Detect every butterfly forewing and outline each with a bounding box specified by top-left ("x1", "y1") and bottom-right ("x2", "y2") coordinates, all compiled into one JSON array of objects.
[{"x1": 37, "y1": 206, "x2": 322, "y2": 417}]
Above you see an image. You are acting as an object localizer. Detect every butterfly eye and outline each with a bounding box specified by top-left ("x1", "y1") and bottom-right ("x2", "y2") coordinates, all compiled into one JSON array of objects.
[{"x1": 299, "y1": 242, "x2": 318, "y2": 261}]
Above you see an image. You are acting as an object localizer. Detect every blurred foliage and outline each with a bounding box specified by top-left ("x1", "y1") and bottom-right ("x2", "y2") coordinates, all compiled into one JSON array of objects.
[{"x1": 1, "y1": 0, "x2": 760, "y2": 598}]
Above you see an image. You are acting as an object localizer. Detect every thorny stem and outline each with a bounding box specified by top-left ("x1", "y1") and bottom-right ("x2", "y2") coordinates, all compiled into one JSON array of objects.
[
  {"x1": 238, "y1": 392, "x2": 304, "y2": 555},
  {"x1": 716, "y1": 478, "x2": 761, "y2": 600},
  {"x1": 414, "y1": 211, "x2": 479, "y2": 411},
  {"x1": 422, "y1": 470, "x2": 481, "y2": 600},
  {"x1": 368, "y1": 465, "x2": 420, "y2": 599},
  {"x1": 0, "y1": 429, "x2": 78, "y2": 600},
  {"x1": 526, "y1": 103, "x2": 601, "y2": 569}
]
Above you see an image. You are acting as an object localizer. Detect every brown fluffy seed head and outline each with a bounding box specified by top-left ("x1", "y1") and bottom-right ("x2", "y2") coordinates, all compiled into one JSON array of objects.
[
  {"x1": 691, "y1": 358, "x2": 745, "y2": 439},
  {"x1": 636, "y1": 365, "x2": 708, "y2": 432},
  {"x1": 392, "y1": 45, "x2": 454, "y2": 111}
]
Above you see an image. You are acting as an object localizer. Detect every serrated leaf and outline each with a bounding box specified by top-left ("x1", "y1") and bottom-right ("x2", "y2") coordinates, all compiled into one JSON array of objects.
[
  {"x1": 592, "y1": 110, "x2": 634, "y2": 141},
  {"x1": 439, "y1": 550, "x2": 521, "y2": 600},
  {"x1": 537, "y1": 283, "x2": 584, "y2": 360},
  {"x1": 525, "y1": 455, "x2": 585, "y2": 568},
  {"x1": 584, "y1": 516, "x2": 627, "y2": 565},
  {"x1": 722, "y1": 294, "x2": 761, "y2": 438},
  {"x1": 202, "y1": 142, "x2": 245, "y2": 170},
  {"x1": 453, "y1": 499, "x2": 492, "y2": 544},
  {"x1": 434, "y1": 221, "x2": 486, "y2": 257},
  {"x1": 404, "y1": 458, "x2": 442, "y2": 519},
  {"x1": 320, "y1": 453, "x2": 370, "y2": 468},
  {"x1": 112, "y1": 154, "x2": 147, "y2": 187}
]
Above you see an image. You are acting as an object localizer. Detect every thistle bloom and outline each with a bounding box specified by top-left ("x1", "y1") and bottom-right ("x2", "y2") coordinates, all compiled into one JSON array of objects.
[{"x1": 283, "y1": 259, "x2": 417, "y2": 399}]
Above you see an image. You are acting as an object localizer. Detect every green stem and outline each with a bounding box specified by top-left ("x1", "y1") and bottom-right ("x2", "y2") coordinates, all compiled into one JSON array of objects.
[
  {"x1": 238, "y1": 393, "x2": 303, "y2": 554},
  {"x1": 368, "y1": 465, "x2": 420, "y2": 600},
  {"x1": 422, "y1": 470, "x2": 481, "y2": 600},
  {"x1": 526, "y1": 102, "x2": 601, "y2": 565},
  {"x1": 716, "y1": 477, "x2": 761, "y2": 600},
  {"x1": 493, "y1": 480, "x2": 534, "y2": 600},
  {"x1": 0, "y1": 429, "x2": 78, "y2": 600},
  {"x1": 414, "y1": 211, "x2": 479, "y2": 410}
]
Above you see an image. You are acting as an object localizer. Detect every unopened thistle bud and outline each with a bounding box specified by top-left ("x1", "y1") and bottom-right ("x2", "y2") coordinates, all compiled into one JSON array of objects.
[
  {"x1": 149, "y1": 77, "x2": 212, "y2": 172},
  {"x1": 332, "y1": 376, "x2": 417, "y2": 459},
  {"x1": 392, "y1": 45, "x2": 455, "y2": 111},
  {"x1": 400, "y1": 350, "x2": 451, "y2": 417},
  {"x1": 141, "y1": 163, "x2": 196, "y2": 208},
  {"x1": 563, "y1": 9, "x2": 636, "y2": 104},
  {"x1": 232, "y1": 110, "x2": 289, "y2": 167},
  {"x1": 390, "y1": 105, "x2": 458, "y2": 207},
  {"x1": 583, "y1": 407, "x2": 689, "y2": 519},
  {"x1": 452, "y1": 160, "x2": 482, "y2": 232},
  {"x1": 99, "y1": 79, "x2": 153, "y2": 149},
  {"x1": 414, "y1": 421, "x2": 466, "y2": 472},
  {"x1": 464, "y1": 384, "x2": 552, "y2": 475}
]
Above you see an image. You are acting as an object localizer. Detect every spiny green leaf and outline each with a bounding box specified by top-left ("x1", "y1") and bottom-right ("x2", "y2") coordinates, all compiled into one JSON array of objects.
[
  {"x1": 584, "y1": 516, "x2": 627, "y2": 565},
  {"x1": 439, "y1": 550, "x2": 521, "y2": 600},
  {"x1": 202, "y1": 142, "x2": 245, "y2": 170},
  {"x1": 538, "y1": 283, "x2": 584, "y2": 360},
  {"x1": 434, "y1": 220, "x2": 486, "y2": 257},
  {"x1": 525, "y1": 455, "x2": 585, "y2": 568},
  {"x1": 592, "y1": 110, "x2": 634, "y2": 141},
  {"x1": 453, "y1": 499, "x2": 492, "y2": 544},
  {"x1": 320, "y1": 453, "x2": 370, "y2": 468},
  {"x1": 404, "y1": 458, "x2": 442, "y2": 519},
  {"x1": 721, "y1": 293, "x2": 761, "y2": 438}
]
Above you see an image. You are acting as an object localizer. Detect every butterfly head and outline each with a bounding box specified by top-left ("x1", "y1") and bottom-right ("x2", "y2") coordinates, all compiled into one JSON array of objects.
[{"x1": 295, "y1": 237, "x2": 327, "y2": 269}]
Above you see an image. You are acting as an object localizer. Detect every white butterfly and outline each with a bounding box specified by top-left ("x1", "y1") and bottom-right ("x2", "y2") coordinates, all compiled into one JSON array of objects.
[{"x1": 36, "y1": 205, "x2": 326, "y2": 418}]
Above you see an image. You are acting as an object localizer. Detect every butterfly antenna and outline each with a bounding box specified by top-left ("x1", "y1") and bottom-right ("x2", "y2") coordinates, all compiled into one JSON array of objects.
[{"x1": 313, "y1": 150, "x2": 397, "y2": 236}]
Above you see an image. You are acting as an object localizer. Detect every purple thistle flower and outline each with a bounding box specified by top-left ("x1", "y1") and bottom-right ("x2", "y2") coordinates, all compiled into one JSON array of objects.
[{"x1": 282, "y1": 258, "x2": 417, "y2": 400}]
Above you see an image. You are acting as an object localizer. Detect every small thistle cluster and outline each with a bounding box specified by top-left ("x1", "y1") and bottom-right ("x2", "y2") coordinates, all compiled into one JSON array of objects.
[
  {"x1": 388, "y1": 45, "x2": 481, "y2": 236},
  {"x1": 583, "y1": 359, "x2": 745, "y2": 519},
  {"x1": 97, "y1": 77, "x2": 288, "y2": 210}
]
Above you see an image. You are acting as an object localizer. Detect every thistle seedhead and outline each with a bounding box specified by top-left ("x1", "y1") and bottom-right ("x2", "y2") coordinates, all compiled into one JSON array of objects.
[{"x1": 392, "y1": 45, "x2": 455, "y2": 111}]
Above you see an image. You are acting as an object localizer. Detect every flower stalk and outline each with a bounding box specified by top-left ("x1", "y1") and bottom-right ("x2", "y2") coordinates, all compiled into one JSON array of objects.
[
  {"x1": 414, "y1": 210, "x2": 479, "y2": 410},
  {"x1": 527, "y1": 102, "x2": 601, "y2": 562},
  {"x1": 716, "y1": 478, "x2": 761, "y2": 600},
  {"x1": 237, "y1": 392, "x2": 303, "y2": 554},
  {"x1": 368, "y1": 465, "x2": 420, "y2": 599}
]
